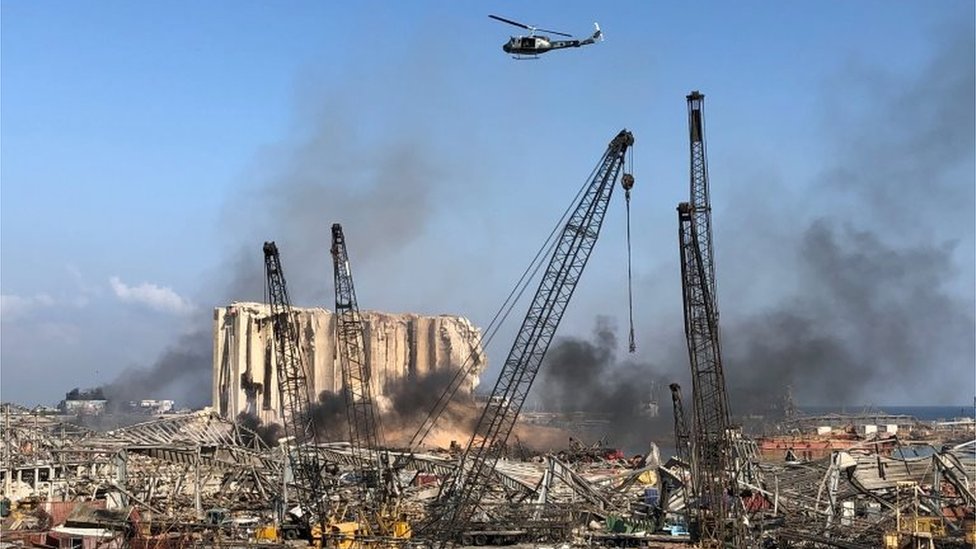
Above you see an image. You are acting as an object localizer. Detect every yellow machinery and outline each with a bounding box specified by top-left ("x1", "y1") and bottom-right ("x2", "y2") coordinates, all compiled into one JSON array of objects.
[
  {"x1": 375, "y1": 505, "x2": 412, "y2": 541},
  {"x1": 963, "y1": 518, "x2": 975, "y2": 545},
  {"x1": 884, "y1": 481, "x2": 949, "y2": 549},
  {"x1": 254, "y1": 524, "x2": 279, "y2": 541},
  {"x1": 306, "y1": 506, "x2": 412, "y2": 549},
  {"x1": 312, "y1": 520, "x2": 410, "y2": 549},
  {"x1": 326, "y1": 521, "x2": 364, "y2": 549},
  {"x1": 390, "y1": 519, "x2": 411, "y2": 539}
]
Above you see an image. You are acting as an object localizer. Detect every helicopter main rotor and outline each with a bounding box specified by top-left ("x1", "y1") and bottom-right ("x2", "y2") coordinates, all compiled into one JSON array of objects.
[{"x1": 489, "y1": 14, "x2": 573, "y2": 37}]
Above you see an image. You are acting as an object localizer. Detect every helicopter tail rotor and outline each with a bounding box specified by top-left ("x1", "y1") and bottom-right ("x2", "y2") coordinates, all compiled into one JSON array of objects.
[{"x1": 592, "y1": 22, "x2": 603, "y2": 42}]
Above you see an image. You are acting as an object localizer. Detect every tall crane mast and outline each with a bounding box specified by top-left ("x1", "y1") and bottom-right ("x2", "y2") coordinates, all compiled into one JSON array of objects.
[
  {"x1": 263, "y1": 241, "x2": 328, "y2": 535},
  {"x1": 331, "y1": 224, "x2": 384, "y2": 481},
  {"x1": 668, "y1": 382, "x2": 693, "y2": 533},
  {"x1": 686, "y1": 91, "x2": 718, "y2": 306},
  {"x1": 676, "y1": 91, "x2": 736, "y2": 546},
  {"x1": 669, "y1": 383, "x2": 692, "y2": 467},
  {"x1": 431, "y1": 129, "x2": 634, "y2": 544}
]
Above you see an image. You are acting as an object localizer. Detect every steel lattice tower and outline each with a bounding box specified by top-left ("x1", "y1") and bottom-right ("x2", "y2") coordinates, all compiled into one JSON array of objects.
[
  {"x1": 669, "y1": 383, "x2": 693, "y2": 467},
  {"x1": 331, "y1": 224, "x2": 384, "y2": 479},
  {"x1": 677, "y1": 91, "x2": 736, "y2": 547},
  {"x1": 263, "y1": 242, "x2": 328, "y2": 533},
  {"x1": 429, "y1": 130, "x2": 634, "y2": 545}
]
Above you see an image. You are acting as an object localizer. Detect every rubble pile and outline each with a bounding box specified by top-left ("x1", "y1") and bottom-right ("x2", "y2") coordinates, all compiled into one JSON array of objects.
[{"x1": 2, "y1": 403, "x2": 974, "y2": 548}]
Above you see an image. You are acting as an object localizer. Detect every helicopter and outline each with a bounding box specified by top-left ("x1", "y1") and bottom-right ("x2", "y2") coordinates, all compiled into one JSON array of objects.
[{"x1": 489, "y1": 14, "x2": 602, "y2": 58}]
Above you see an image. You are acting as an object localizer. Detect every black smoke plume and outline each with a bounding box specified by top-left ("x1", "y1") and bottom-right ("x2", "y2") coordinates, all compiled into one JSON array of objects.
[
  {"x1": 538, "y1": 317, "x2": 673, "y2": 454},
  {"x1": 723, "y1": 222, "x2": 974, "y2": 413},
  {"x1": 307, "y1": 368, "x2": 477, "y2": 446},
  {"x1": 94, "y1": 92, "x2": 442, "y2": 408},
  {"x1": 100, "y1": 329, "x2": 212, "y2": 409},
  {"x1": 385, "y1": 369, "x2": 476, "y2": 434},
  {"x1": 215, "y1": 90, "x2": 442, "y2": 306},
  {"x1": 236, "y1": 411, "x2": 284, "y2": 447},
  {"x1": 715, "y1": 20, "x2": 975, "y2": 411},
  {"x1": 308, "y1": 390, "x2": 348, "y2": 441}
]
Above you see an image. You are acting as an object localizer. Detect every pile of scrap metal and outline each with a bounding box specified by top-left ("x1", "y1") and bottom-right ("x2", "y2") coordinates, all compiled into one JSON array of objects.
[
  {"x1": 316, "y1": 437, "x2": 695, "y2": 547},
  {"x1": 320, "y1": 442, "x2": 674, "y2": 544},
  {"x1": 1, "y1": 405, "x2": 292, "y2": 547},
  {"x1": 1, "y1": 403, "x2": 680, "y2": 547},
  {"x1": 9, "y1": 398, "x2": 970, "y2": 548},
  {"x1": 556, "y1": 437, "x2": 629, "y2": 464},
  {"x1": 731, "y1": 438, "x2": 976, "y2": 548}
]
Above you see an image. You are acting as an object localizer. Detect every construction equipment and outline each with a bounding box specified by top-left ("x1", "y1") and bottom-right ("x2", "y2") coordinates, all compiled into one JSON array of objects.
[
  {"x1": 676, "y1": 91, "x2": 737, "y2": 546},
  {"x1": 427, "y1": 129, "x2": 635, "y2": 545},
  {"x1": 887, "y1": 481, "x2": 943, "y2": 549},
  {"x1": 330, "y1": 223, "x2": 411, "y2": 542},
  {"x1": 664, "y1": 383, "x2": 693, "y2": 534},
  {"x1": 669, "y1": 383, "x2": 692, "y2": 467},
  {"x1": 331, "y1": 224, "x2": 385, "y2": 487},
  {"x1": 264, "y1": 241, "x2": 329, "y2": 541}
]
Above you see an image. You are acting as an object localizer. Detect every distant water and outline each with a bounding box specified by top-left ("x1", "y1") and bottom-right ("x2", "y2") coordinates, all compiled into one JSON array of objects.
[
  {"x1": 631, "y1": 406, "x2": 975, "y2": 458},
  {"x1": 798, "y1": 405, "x2": 976, "y2": 421}
]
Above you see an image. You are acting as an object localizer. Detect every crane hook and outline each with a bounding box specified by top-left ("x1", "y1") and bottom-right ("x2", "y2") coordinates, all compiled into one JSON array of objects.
[
  {"x1": 622, "y1": 173, "x2": 635, "y2": 191},
  {"x1": 623, "y1": 173, "x2": 636, "y2": 353}
]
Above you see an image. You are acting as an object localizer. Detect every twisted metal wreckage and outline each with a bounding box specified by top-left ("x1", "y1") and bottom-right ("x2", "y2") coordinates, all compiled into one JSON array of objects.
[{"x1": 2, "y1": 403, "x2": 974, "y2": 548}]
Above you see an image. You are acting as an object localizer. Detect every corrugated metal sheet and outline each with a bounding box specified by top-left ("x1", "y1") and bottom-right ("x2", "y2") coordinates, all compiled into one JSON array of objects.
[
  {"x1": 851, "y1": 453, "x2": 933, "y2": 491},
  {"x1": 43, "y1": 500, "x2": 106, "y2": 527}
]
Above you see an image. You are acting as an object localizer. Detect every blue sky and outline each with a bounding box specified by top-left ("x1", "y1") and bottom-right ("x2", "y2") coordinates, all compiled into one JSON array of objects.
[{"x1": 2, "y1": 1, "x2": 974, "y2": 407}]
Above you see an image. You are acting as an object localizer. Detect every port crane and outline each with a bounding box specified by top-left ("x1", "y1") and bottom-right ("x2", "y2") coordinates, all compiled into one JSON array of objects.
[
  {"x1": 331, "y1": 223, "x2": 411, "y2": 540},
  {"x1": 676, "y1": 91, "x2": 738, "y2": 546},
  {"x1": 426, "y1": 129, "x2": 635, "y2": 545},
  {"x1": 263, "y1": 241, "x2": 329, "y2": 540},
  {"x1": 667, "y1": 382, "x2": 693, "y2": 533},
  {"x1": 669, "y1": 383, "x2": 692, "y2": 468},
  {"x1": 331, "y1": 223, "x2": 385, "y2": 486}
]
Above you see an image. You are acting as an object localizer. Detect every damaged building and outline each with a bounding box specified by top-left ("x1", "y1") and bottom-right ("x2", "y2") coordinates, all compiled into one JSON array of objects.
[{"x1": 211, "y1": 302, "x2": 487, "y2": 423}]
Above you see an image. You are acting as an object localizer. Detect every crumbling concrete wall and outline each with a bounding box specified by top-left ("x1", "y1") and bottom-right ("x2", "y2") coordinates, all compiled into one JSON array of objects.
[{"x1": 212, "y1": 302, "x2": 485, "y2": 424}]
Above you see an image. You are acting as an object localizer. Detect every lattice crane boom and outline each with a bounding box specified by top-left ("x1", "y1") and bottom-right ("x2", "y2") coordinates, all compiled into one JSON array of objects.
[
  {"x1": 677, "y1": 91, "x2": 736, "y2": 546},
  {"x1": 668, "y1": 382, "x2": 693, "y2": 532},
  {"x1": 431, "y1": 129, "x2": 634, "y2": 544},
  {"x1": 263, "y1": 241, "x2": 328, "y2": 532},
  {"x1": 331, "y1": 224, "x2": 384, "y2": 476},
  {"x1": 687, "y1": 91, "x2": 718, "y2": 307},
  {"x1": 669, "y1": 383, "x2": 692, "y2": 467}
]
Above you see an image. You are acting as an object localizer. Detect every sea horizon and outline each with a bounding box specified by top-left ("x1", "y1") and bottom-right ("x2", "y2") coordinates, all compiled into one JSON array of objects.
[{"x1": 796, "y1": 404, "x2": 976, "y2": 421}]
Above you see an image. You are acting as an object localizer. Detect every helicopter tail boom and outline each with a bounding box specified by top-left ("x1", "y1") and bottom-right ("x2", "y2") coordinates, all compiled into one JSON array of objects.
[{"x1": 565, "y1": 23, "x2": 602, "y2": 48}]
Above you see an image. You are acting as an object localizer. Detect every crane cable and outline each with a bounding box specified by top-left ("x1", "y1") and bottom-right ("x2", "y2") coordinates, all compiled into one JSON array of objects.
[
  {"x1": 408, "y1": 159, "x2": 603, "y2": 450},
  {"x1": 625, "y1": 147, "x2": 636, "y2": 353}
]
